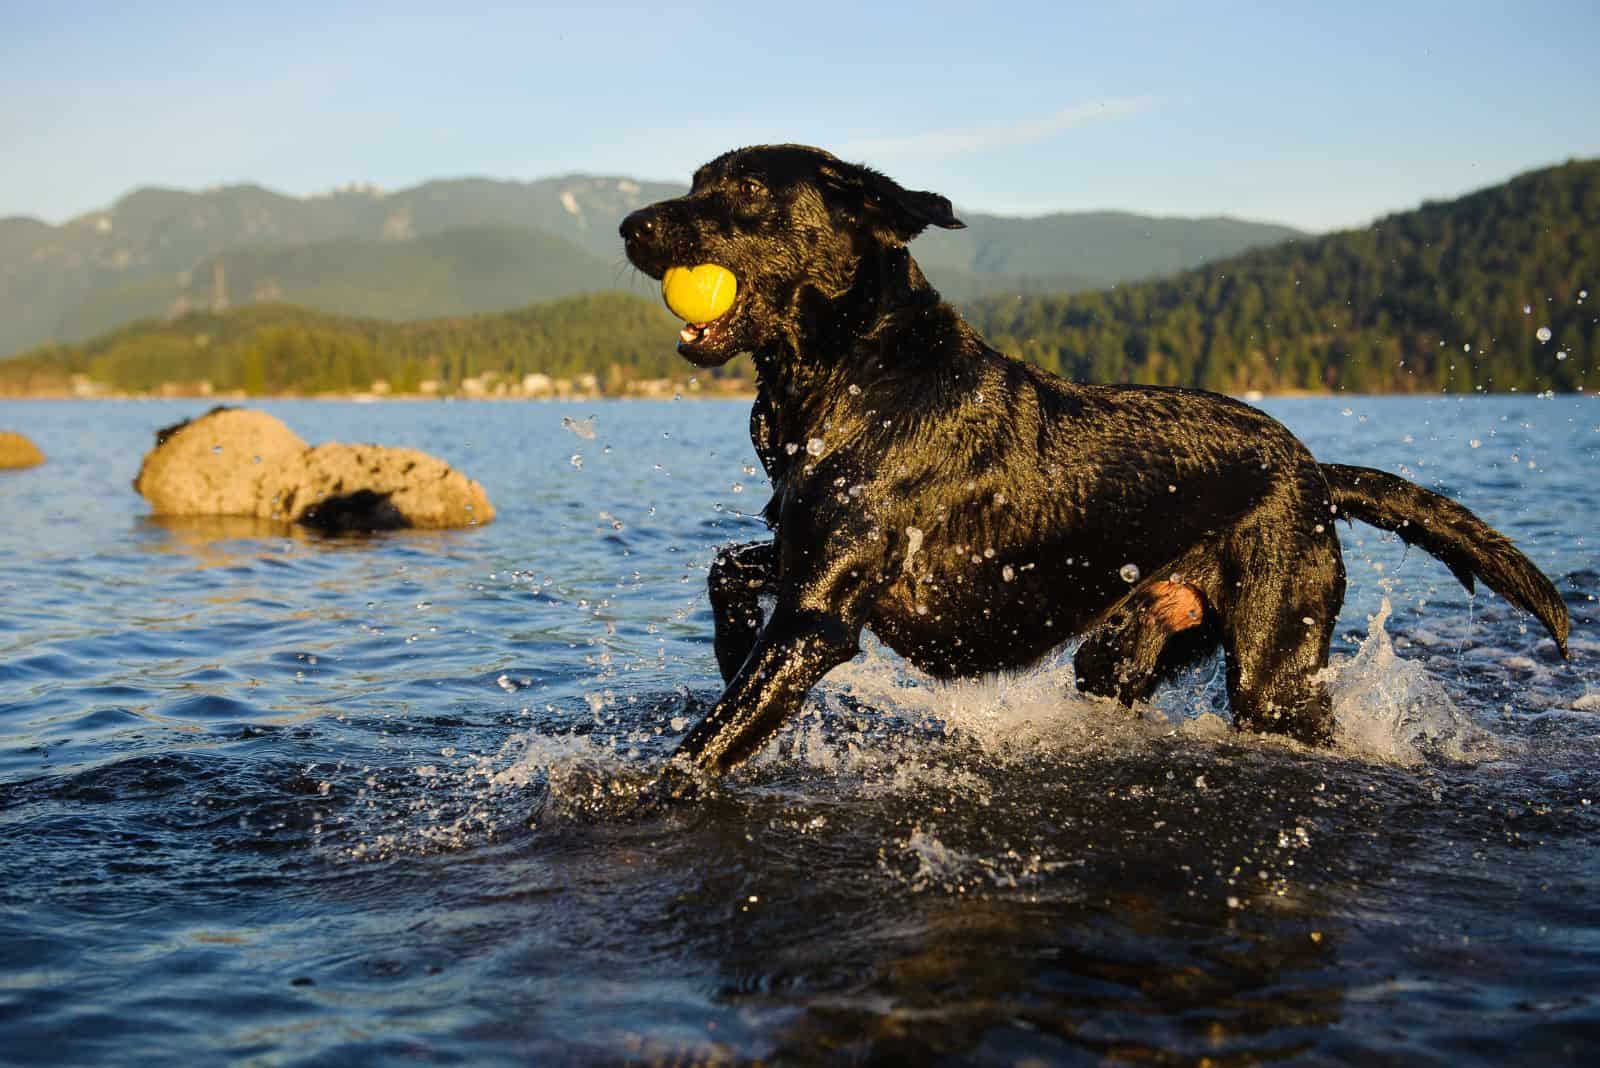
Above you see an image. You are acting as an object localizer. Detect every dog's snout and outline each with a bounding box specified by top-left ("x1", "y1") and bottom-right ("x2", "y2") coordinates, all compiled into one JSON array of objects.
[{"x1": 620, "y1": 208, "x2": 657, "y2": 244}]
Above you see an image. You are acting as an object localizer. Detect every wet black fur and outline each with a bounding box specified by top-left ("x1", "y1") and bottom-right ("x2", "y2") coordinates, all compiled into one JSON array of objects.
[{"x1": 621, "y1": 144, "x2": 1570, "y2": 776}]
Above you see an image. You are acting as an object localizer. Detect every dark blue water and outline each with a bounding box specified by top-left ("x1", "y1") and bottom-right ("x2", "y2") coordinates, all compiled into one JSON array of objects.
[{"x1": 1, "y1": 395, "x2": 1597, "y2": 1065}]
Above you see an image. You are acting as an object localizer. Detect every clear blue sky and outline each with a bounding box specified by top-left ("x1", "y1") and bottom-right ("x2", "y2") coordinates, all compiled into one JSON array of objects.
[{"x1": 4, "y1": 0, "x2": 1596, "y2": 232}]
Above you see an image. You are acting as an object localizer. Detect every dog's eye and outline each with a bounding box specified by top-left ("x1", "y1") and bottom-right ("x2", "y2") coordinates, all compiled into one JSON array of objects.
[{"x1": 739, "y1": 179, "x2": 766, "y2": 198}]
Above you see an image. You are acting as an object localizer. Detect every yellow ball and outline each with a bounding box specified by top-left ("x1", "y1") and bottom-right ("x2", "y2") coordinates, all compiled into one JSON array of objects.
[{"x1": 661, "y1": 264, "x2": 738, "y2": 323}]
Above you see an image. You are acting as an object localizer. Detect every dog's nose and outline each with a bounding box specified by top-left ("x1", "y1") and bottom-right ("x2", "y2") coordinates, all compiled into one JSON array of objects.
[{"x1": 619, "y1": 208, "x2": 657, "y2": 244}]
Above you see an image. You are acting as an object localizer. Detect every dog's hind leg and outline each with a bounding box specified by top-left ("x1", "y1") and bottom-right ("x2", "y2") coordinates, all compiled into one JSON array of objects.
[
  {"x1": 1216, "y1": 508, "x2": 1347, "y2": 746},
  {"x1": 709, "y1": 540, "x2": 777, "y2": 682},
  {"x1": 1075, "y1": 579, "x2": 1217, "y2": 706}
]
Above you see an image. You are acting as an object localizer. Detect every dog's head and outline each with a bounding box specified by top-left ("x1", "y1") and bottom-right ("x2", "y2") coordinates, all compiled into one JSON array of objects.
[{"x1": 620, "y1": 144, "x2": 964, "y2": 366}]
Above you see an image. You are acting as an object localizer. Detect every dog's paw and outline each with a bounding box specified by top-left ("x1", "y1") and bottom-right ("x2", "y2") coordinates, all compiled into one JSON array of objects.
[{"x1": 654, "y1": 759, "x2": 715, "y2": 804}]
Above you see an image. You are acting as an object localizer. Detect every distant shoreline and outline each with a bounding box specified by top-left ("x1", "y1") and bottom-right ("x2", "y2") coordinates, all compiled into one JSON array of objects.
[
  {"x1": 2, "y1": 388, "x2": 1589, "y2": 403},
  {"x1": 0, "y1": 385, "x2": 760, "y2": 403}
]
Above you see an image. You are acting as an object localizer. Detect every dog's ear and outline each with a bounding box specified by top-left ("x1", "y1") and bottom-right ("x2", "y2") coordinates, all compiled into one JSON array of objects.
[{"x1": 818, "y1": 161, "x2": 966, "y2": 242}]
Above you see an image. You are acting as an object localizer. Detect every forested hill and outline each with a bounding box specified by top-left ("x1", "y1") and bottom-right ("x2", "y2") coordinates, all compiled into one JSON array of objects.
[
  {"x1": 2, "y1": 160, "x2": 1593, "y2": 398},
  {"x1": 0, "y1": 296, "x2": 690, "y2": 397},
  {"x1": 964, "y1": 159, "x2": 1597, "y2": 393}
]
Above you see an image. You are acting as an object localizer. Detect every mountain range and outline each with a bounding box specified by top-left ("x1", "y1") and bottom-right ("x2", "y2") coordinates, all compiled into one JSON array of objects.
[
  {"x1": 0, "y1": 174, "x2": 1304, "y2": 358},
  {"x1": 4, "y1": 159, "x2": 1590, "y2": 399}
]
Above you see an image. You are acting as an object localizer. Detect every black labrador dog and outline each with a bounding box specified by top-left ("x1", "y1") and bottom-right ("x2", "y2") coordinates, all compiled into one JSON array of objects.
[{"x1": 620, "y1": 144, "x2": 1569, "y2": 776}]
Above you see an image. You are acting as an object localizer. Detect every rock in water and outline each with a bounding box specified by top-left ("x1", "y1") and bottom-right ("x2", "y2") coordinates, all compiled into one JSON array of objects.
[
  {"x1": 256, "y1": 443, "x2": 494, "y2": 532},
  {"x1": 0, "y1": 431, "x2": 45, "y2": 469},
  {"x1": 133, "y1": 407, "x2": 307, "y2": 515},
  {"x1": 133, "y1": 407, "x2": 494, "y2": 532}
]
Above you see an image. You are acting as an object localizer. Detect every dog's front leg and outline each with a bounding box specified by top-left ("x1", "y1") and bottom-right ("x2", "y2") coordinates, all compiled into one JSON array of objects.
[
  {"x1": 673, "y1": 601, "x2": 862, "y2": 775},
  {"x1": 671, "y1": 492, "x2": 878, "y2": 779}
]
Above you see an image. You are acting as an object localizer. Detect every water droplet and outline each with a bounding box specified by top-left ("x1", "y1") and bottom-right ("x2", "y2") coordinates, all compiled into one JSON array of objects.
[
  {"x1": 569, "y1": 453, "x2": 583, "y2": 468},
  {"x1": 1523, "y1": 304, "x2": 1533, "y2": 315},
  {"x1": 1556, "y1": 351, "x2": 1568, "y2": 361},
  {"x1": 1001, "y1": 565, "x2": 1015, "y2": 582},
  {"x1": 1341, "y1": 407, "x2": 1353, "y2": 416},
  {"x1": 847, "y1": 483, "x2": 864, "y2": 498},
  {"x1": 1119, "y1": 563, "x2": 1141, "y2": 583},
  {"x1": 848, "y1": 384, "x2": 861, "y2": 396},
  {"x1": 1462, "y1": 343, "x2": 1471, "y2": 353},
  {"x1": 785, "y1": 442, "x2": 800, "y2": 455},
  {"x1": 731, "y1": 482, "x2": 744, "y2": 493},
  {"x1": 211, "y1": 445, "x2": 222, "y2": 454},
  {"x1": 1537, "y1": 326, "x2": 1553, "y2": 343},
  {"x1": 805, "y1": 437, "x2": 825, "y2": 456},
  {"x1": 1469, "y1": 439, "x2": 1481, "y2": 448}
]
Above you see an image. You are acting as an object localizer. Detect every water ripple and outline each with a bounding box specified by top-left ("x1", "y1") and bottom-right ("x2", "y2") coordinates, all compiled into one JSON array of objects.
[{"x1": 0, "y1": 396, "x2": 1597, "y2": 1064}]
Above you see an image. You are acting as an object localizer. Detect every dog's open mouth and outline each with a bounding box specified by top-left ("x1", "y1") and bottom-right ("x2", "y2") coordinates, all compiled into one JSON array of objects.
[
  {"x1": 659, "y1": 263, "x2": 742, "y2": 365},
  {"x1": 674, "y1": 302, "x2": 743, "y2": 365},
  {"x1": 678, "y1": 314, "x2": 731, "y2": 351}
]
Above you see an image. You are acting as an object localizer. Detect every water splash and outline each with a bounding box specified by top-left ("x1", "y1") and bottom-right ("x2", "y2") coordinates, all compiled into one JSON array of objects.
[
  {"x1": 333, "y1": 598, "x2": 1513, "y2": 862},
  {"x1": 814, "y1": 605, "x2": 1499, "y2": 775},
  {"x1": 1322, "y1": 598, "x2": 1498, "y2": 765},
  {"x1": 330, "y1": 727, "x2": 658, "y2": 859},
  {"x1": 902, "y1": 826, "x2": 969, "y2": 888},
  {"x1": 561, "y1": 415, "x2": 597, "y2": 439}
]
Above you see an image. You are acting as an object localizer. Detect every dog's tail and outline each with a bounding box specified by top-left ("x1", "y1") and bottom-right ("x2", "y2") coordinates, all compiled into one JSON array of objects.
[{"x1": 1321, "y1": 464, "x2": 1568, "y2": 656}]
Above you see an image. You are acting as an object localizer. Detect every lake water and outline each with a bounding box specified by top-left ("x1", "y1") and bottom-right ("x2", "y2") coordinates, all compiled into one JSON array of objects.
[{"x1": 1, "y1": 394, "x2": 1598, "y2": 1065}]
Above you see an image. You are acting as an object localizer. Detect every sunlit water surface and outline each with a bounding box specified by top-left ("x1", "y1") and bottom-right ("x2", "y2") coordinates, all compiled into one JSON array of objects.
[{"x1": 2, "y1": 395, "x2": 1598, "y2": 1065}]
